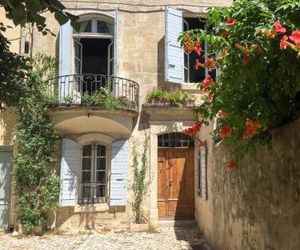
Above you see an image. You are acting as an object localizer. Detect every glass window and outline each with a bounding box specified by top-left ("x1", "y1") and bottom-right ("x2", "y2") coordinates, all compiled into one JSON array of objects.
[
  {"x1": 158, "y1": 133, "x2": 194, "y2": 148},
  {"x1": 97, "y1": 20, "x2": 114, "y2": 34},
  {"x1": 79, "y1": 20, "x2": 92, "y2": 33},
  {"x1": 80, "y1": 143, "x2": 107, "y2": 204}
]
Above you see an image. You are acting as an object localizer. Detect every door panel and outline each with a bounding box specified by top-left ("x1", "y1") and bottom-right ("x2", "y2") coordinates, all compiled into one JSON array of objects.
[
  {"x1": 0, "y1": 149, "x2": 12, "y2": 229},
  {"x1": 157, "y1": 147, "x2": 194, "y2": 219}
]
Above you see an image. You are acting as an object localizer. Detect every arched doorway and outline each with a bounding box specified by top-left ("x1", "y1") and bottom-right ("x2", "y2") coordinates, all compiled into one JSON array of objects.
[{"x1": 157, "y1": 133, "x2": 195, "y2": 219}]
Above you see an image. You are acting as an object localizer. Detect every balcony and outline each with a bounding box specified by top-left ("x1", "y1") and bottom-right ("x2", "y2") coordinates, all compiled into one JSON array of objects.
[{"x1": 47, "y1": 74, "x2": 139, "y2": 137}]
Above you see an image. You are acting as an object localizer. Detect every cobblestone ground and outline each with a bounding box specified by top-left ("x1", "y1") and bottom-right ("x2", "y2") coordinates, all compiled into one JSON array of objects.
[{"x1": 0, "y1": 226, "x2": 212, "y2": 250}]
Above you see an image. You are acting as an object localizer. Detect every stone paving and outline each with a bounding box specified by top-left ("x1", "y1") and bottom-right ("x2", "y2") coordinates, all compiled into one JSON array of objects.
[{"x1": 0, "y1": 226, "x2": 212, "y2": 250}]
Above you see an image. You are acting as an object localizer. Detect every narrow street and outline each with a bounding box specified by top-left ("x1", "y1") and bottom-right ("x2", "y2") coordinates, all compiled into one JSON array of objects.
[{"x1": 0, "y1": 225, "x2": 212, "y2": 250}]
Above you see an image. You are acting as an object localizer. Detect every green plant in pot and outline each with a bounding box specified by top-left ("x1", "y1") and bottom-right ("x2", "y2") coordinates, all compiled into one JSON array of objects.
[{"x1": 146, "y1": 89, "x2": 167, "y2": 104}]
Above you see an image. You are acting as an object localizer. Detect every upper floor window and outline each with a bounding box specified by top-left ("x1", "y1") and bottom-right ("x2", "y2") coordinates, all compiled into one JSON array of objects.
[
  {"x1": 59, "y1": 14, "x2": 115, "y2": 78},
  {"x1": 78, "y1": 19, "x2": 114, "y2": 35},
  {"x1": 165, "y1": 8, "x2": 216, "y2": 84}
]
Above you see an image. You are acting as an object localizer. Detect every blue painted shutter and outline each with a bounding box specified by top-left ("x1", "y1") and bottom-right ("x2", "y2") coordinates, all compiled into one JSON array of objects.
[
  {"x1": 59, "y1": 138, "x2": 80, "y2": 206},
  {"x1": 59, "y1": 21, "x2": 79, "y2": 103},
  {"x1": 110, "y1": 140, "x2": 129, "y2": 206},
  {"x1": 0, "y1": 148, "x2": 12, "y2": 229},
  {"x1": 59, "y1": 21, "x2": 72, "y2": 76},
  {"x1": 165, "y1": 7, "x2": 184, "y2": 83}
]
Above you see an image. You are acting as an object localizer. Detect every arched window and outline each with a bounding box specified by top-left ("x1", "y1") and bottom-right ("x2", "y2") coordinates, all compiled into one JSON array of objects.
[
  {"x1": 73, "y1": 16, "x2": 115, "y2": 76},
  {"x1": 80, "y1": 143, "x2": 107, "y2": 204},
  {"x1": 158, "y1": 132, "x2": 194, "y2": 148},
  {"x1": 78, "y1": 19, "x2": 114, "y2": 35}
]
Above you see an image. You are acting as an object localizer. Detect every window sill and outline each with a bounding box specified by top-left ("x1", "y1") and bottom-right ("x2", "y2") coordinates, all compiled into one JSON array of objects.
[{"x1": 74, "y1": 203, "x2": 109, "y2": 213}]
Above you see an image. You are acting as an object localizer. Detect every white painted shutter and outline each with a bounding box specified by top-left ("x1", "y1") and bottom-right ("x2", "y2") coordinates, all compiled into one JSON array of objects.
[
  {"x1": 110, "y1": 140, "x2": 129, "y2": 206},
  {"x1": 59, "y1": 21, "x2": 73, "y2": 103},
  {"x1": 59, "y1": 138, "x2": 80, "y2": 206},
  {"x1": 59, "y1": 21, "x2": 72, "y2": 76},
  {"x1": 165, "y1": 7, "x2": 184, "y2": 83}
]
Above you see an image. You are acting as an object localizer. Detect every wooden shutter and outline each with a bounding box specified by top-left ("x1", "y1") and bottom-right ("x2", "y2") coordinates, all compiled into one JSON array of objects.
[
  {"x1": 110, "y1": 140, "x2": 129, "y2": 206},
  {"x1": 59, "y1": 138, "x2": 80, "y2": 206},
  {"x1": 165, "y1": 7, "x2": 184, "y2": 83}
]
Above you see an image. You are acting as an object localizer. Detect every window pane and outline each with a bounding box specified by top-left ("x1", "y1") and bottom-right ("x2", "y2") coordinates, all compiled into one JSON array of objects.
[
  {"x1": 97, "y1": 158, "x2": 106, "y2": 170},
  {"x1": 82, "y1": 145, "x2": 92, "y2": 157},
  {"x1": 82, "y1": 158, "x2": 91, "y2": 170},
  {"x1": 82, "y1": 172, "x2": 91, "y2": 183},
  {"x1": 96, "y1": 172, "x2": 105, "y2": 184},
  {"x1": 97, "y1": 145, "x2": 106, "y2": 157},
  {"x1": 82, "y1": 185, "x2": 91, "y2": 199},
  {"x1": 97, "y1": 20, "x2": 113, "y2": 33},
  {"x1": 80, "y1": 20, "x2": 92, "y2": 32},
  {"x1": 96, "y1": 186, "x2": 105, "y2": 198}
]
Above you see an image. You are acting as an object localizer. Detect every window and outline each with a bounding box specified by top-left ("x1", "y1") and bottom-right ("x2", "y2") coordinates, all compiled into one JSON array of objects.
[
  {"x1": 73, "y1": 18, "x2": 114, "y2": 76},
  {"x1": 158, "y1": 133, "x2": 194, "y2": 148},
  {"x1": 165, "y1": 8, "x2": 216, "y2": 84},
  {"x1": 59, "y1": 15, "x2": 115, "y2": 77},
  {"x1": 198, "y1": 143, "x2": 208, "y2": 200},
  {"x1": 80, "y1": 143, "x2": 107, "y2": 204}
]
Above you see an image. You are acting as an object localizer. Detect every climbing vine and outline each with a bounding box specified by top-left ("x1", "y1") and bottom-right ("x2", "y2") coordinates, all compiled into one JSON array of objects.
[
  {"x1": 181, "y1": 0, "x2": 300, "y2": 165},
  {"x1": 131, "y1": 136, "x2": 149, "y2": 223},
  {"x1": 13, "y1": 54, "x2": 60, "y2": 233}
]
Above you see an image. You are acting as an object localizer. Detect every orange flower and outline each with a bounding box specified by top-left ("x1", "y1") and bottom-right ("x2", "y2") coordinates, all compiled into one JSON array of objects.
[
  {"x1": 289, "y1": 30, "x2": 300, "y2": 46},
  {"x1": 201, "y1": 75, "x2": 214, "y2": 88},
  {"x1": 221, "y1": 30, "x2": 229, "y2": 38},
  {"x1": 219, "y1": 125, "x2": 233, "y2": 139},
  {"x1": 243, "y1": 119, "x2": 262, "y2": 138},
  {"x1": 194, "y1": 42, "x2": 202, "y2": 56},
  {"x1": 205, "y1": 57, "x2": 217, "y2": 69},
  {"x1": 225, "y1": 160, "x2": 238, "y2": 170},
  {"x1": 225, "y1": 17, "x2": 236, "y2": 27},
  {"x1": 264, "y1": 30, "x2": 276, "y2": 39},
  {"x1": 195, "y1": 59, "x2": 203, "y2": 70},
  {"x1": 274, "y1": 22, "x2": 286, "y2": 34},
  {"x1": 280, "y1": 35, "x2": 289, "y2": 50},
  {"x1": 235, "y1": 43, "x2": 250, "y2": 56}
]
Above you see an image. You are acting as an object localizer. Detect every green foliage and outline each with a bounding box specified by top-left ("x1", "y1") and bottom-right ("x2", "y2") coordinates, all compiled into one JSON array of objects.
[
  {"x1": 82, "y1": 89, "x2": 134, "y2": 110},
  {"x1": 132, "y1": 136, "x2": 149, "y2": 224},
  {"x1": 0, "y1": 0, "x2": 79, "y2": 34},
  {"x1": 180, "y1": 0, "x2": 300, "y2": 158},
  {"x1": 13, "y1": 54, "x2": 60, "y2": 233},
  {"x1": 146, "y1": 89, "x2": 192, "y2": 106}
]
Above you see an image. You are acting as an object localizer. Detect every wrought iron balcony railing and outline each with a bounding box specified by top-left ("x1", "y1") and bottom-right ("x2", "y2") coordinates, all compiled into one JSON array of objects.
[{"x1": 48, "y1": 74, "x2": 139, "y2": 111}]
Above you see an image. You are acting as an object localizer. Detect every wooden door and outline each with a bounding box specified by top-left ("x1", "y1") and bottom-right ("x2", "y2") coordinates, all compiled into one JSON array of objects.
[{"x1": 158, "y1": 147, "x2": 195, "y2": 219}]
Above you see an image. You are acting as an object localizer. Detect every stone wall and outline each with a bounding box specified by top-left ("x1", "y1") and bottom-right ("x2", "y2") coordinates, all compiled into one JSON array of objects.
[{"x1": 196, "y1": 121, "x2": 300, "y2": 250}]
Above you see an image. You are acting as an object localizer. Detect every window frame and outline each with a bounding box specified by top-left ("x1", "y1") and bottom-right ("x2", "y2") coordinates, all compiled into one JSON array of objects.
[{"x1": 79, "y1": 142, "x2": 109, "y2": 204}]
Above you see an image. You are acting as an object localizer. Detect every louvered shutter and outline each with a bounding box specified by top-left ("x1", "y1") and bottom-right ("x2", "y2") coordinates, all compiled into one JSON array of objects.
[
  {"x1": 165, "y1": 7, "x2": 184, "y2": 83},
  {"x1": 59, "y1": 138, "x2": 80, "y2": 206},
  {"x1": 110, "y1": 140, "x2": 129, "y2": 206},
  {"x1": 59, "y1": 21, "x2": 77, "y2": 103}
]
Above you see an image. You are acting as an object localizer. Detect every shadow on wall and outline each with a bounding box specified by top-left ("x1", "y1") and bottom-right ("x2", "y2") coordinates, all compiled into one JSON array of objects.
[
  {"x1": 55, "y1": 206, "x2": 126, "y2": 231},
  {"x1": 0, "y1": 108, "x2": 15, "y2": 145}
]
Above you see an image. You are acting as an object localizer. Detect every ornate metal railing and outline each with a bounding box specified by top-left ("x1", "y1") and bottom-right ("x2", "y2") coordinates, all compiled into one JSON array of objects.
[{"x1": 48, "y1": 74, "x2": 139, "y2": 111}]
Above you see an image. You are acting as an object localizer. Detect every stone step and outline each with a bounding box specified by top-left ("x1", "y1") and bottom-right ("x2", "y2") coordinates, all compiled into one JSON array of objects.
[{"x1": 158, "y1": 219, "x2": 197, "y2": 228}]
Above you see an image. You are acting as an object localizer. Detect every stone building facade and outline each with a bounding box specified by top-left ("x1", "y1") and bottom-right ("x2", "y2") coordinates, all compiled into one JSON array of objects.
[{"x1": 0, "y1": 0, "x2": 232, "y2": 233}]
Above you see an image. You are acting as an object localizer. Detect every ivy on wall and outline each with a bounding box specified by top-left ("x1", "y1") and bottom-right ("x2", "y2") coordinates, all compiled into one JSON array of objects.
[
  {"x1": 13, "y1": 54, "x2": 60, "y2": 233},
  {"x1": 131, "y1": 136, "x2": 149, "y2": 224}
]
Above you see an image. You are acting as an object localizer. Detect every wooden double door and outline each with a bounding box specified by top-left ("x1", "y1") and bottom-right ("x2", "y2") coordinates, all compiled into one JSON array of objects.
[{"x1": 157, "y1": 147, "x2": 195, "y2": 219}]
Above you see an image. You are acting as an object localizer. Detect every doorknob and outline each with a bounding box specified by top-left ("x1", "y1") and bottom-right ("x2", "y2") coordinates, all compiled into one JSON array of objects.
[{"x1": 166, "y1": 181, "x2": 173, "y2": 187}]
